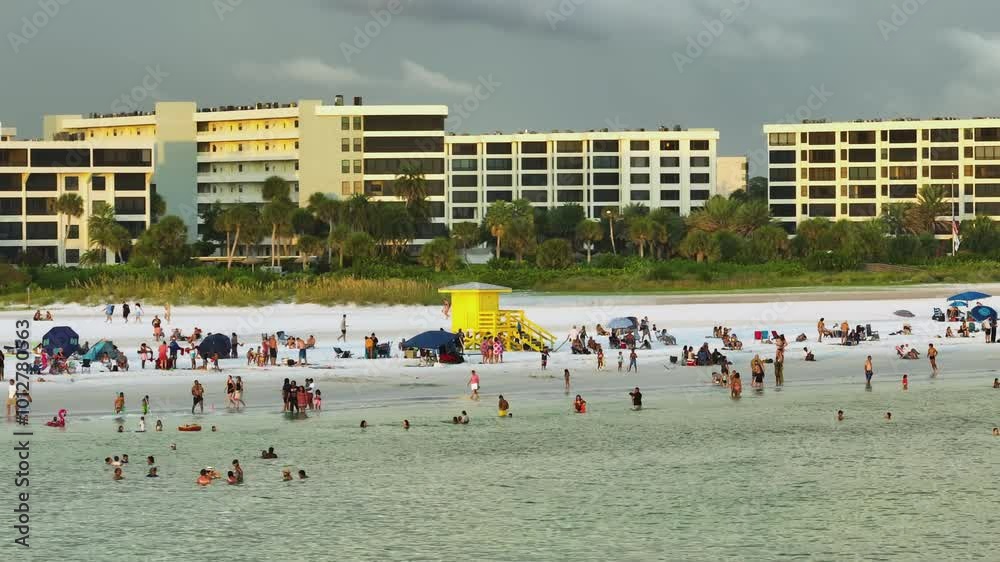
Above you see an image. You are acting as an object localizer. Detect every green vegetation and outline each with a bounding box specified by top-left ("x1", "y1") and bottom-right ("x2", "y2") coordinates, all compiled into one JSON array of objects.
[{"x1": 3, "y1": 177, "x2": 999, "y2": 307}]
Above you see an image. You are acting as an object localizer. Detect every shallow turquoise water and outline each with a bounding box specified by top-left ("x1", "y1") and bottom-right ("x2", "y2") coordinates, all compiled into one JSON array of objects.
[{"x1": 7, "y1": 379, "x2": 999, "y2": 561}]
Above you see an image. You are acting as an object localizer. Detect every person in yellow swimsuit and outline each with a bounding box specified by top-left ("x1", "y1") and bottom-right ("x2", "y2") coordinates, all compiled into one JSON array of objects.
[{"x1": 498, "y1": 395, "x2": 510, "y2": 417}]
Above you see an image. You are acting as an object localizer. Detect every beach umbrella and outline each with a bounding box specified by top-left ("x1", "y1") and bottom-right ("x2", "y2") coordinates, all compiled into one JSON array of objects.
[
  {"x1": 401, "y1": 330, "x2": 462, "y2": 351},
  {"x1": 947, "y1": 291, "x2": 991, "y2": 302},
  {"x1": 950, "y1": 300, "x2": 969, "y2": 308},
  {"x1": 41, "y1": 326, "x2": 80, "y2": 356},
  {"x1": 606, "y1": 317, "x2": 638, "y2": 330},
  {"x1": 968, "y1": 305, "x2": 998, "y2": 322},
  {"x1": 893, "y1": 310, "x2": 915, "y2": 318},
  {"x1": 197, "y1": 333, "x2": 232, "y2": 358}
]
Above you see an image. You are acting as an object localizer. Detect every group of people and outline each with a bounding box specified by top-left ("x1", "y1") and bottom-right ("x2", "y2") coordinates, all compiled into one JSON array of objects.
[
  {"x1": 31, "y1": 310, "x2": 54, "y2": 321},
  {"x1": 478, "y1": 334, "x2": 506, "y2": 363},
  {"x1": 104, "y1": 302, "x2": 151, "y2": 324},
  {"x1": 281, "y1": 378, "x2": 322, "y2": 413}
]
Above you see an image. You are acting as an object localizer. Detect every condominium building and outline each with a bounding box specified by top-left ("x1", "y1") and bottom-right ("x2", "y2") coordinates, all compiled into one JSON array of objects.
[
  {"x1": 764, "y1": 117, "x2": 1000, "y2": 234},
  {"x1": 0, "y1": 137, "x2": 154, "y2": 264},
  {"x1": 45, "y1": 97, "x2": 448, "y2": 244},
  {"x1": 444, "y1": 129, "x2": 720, "y2": 224}
]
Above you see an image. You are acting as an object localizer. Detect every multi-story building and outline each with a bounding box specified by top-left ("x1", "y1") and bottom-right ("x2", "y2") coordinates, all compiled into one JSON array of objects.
[
  {"x1": 0, "y1": 137, "x2": 154, "y2": 265},
  {"x1": 764, "y1": 117, "x2": 1000, "y2": 235},
  {"x1": 45, "y1": 97, "x2": 449, "y2": 245},
  {"x1": 716, "y1": 156, "x2": 748, "y2": 197},
  {"x1": 443, "y1": 129, "x2": 720, "y2": 224},
  {"x1": 1, "y1": 127, "x2": 16, "y2": 141}
]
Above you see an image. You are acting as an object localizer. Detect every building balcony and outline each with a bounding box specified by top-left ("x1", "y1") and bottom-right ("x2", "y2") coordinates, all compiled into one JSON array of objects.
[
  {"x1": 196, "y1": 129, "x2": 300, "y2": 143},
  {"x1": 197, "y1": 151, "x2": 299, "y2": 163},
  {"x1": 197, "y1": 171, "x2": 298, "y2": 184}
]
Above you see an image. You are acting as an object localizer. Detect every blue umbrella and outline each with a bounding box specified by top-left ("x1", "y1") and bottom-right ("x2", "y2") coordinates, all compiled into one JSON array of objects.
[
  {"x1": 401, "y1": 330, "x2": 462, "y2": 350},
  {"x1": 947, "y1": 291, "x2": 991, "y2": 302},
  {"x1": 606, "y1": 317, "x2": 638, "y2": 330},
  {"x1": 968, "y1": 305, "x2": 997, "y2": 322},
  {"x1": 950, "y1": 300, "x2": 968, "y2": 308},
  {"x1": 197, "y1": 333, "x2": 232, "y2": 358},
  {"x1": 41, "y1": 326, "x2": 80, "y2": 356}
]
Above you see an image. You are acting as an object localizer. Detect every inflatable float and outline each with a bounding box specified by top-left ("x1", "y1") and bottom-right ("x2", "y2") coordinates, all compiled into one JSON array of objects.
[
  {"x1": 45, "y1": 409, "x2": 67, "y2": 427},
  {"x1": 177, "y1": 424, "x2": 202, "y2": 432}
]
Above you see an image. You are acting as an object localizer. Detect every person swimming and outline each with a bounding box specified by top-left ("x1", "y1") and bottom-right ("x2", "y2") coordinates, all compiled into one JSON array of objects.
[
  {"x1": 403, "y1": 419, "x2": 410, "y2": 430},
  {"x1": 147, "y1": 455, "x2": 155, "y2": 465},
  {"x1": 360, "y1": 420, "x2": 368, "y2": 429},
  {"x1": 146, "y1": 467, "x2": 159, "y2": 478},
  {"x1": 117, "y1": 425, "x2": 124, "y2": 433},
  {"x1": 730, "y1": 373, "x2": 742, "y2": 399},
  {"x1": 197, "y1": 469, "x2": 212, "y2": 486},
  {"x1": 138, "y1": 416, "x2": 146, "y2": 432},
  {"x1": 993, "y1": 427, "x2": 999, "y2": 436},
  {"x1": 498, "y1": 395, "x2": 510, "y2": 417},
  {"x1": 113, "y1": 467, "x2": 124, "y2": 481},
  {"x1": 573, "y1": 395, "x2": 587, "y2": 414},
  {"x1": 282, "y1": 469, "x2": 293, "y2": 481},
  {"x1": 155, "y1": 419, "x2": 163, "y2": 432},
  {"x1": 459, "y1": 410, "x2": 469, "y2": 424},
  {"x1": 837, "y1": 410, "x2": 845, "y2": 422},
  {"x1": 227, "y1": 471, "x2": 238, "y2": 485},
  {"x1": 884, "y1": 412, "x2": 892, "y2": 421},
  {"x1": 170, "y1": 443, "x2": 177, "y2": 450},
  {"x1": 298, "y1": 469, "x2": 308, "y2": 479}
]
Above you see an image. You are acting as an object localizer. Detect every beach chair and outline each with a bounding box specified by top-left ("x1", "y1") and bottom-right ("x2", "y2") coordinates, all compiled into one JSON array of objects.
[
  {"x1": 865, "y1": 324, "x2": 879, "y2": 341},
  {"x1": 333, "y1": 347, "x2": 352, "y2": 359},
  {"x1": 376, "y1": 342, "x2": 391, "y2": 358},
  {"x1": 753, "y1": 330, "x2": 762, "y2": 341},
  {"x1": 931, "y1": 308, "x2": 945, "y2": 322}
]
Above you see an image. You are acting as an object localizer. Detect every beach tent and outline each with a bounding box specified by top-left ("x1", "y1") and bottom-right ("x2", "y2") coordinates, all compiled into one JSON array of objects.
[
  {"x1": 82, "y1": 340, "x2": 118, "y2": 362},
  {"x1": 606, "y1": 317, "x2": 639, "y2": 330},
  {"x1": 197, "y1": 333, "x2": 232, "y2": 358},
  {"x1": 41, "y1": 326, "x2": 79, "y2": 356},
  {"x1": 947, "y1": 291, "x2": 991, "y2": 302},
  {"x1": 968, "y1": 305, "x2": 998, "y2": 322},
  {"x1": 401, "y1": 330, "x2": 462, "y2": 351}
]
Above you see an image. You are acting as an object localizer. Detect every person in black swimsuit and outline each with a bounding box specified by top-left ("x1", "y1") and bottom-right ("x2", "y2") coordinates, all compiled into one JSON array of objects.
[{"x1": 629, "y1": 387, "x2": 642, "y2": 410}]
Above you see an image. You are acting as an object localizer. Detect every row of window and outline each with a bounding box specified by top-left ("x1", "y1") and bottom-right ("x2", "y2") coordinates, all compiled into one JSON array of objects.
[
  {"x1": 450, "y1": 172, "x2": 710, "y2": 187},
  {"x1": 450, "y1": 156, "x2": 709, "y2": 171},
  {"x1": 770, "y1": 164, "x2": 1000, "y2": 181},
  {"x1": 447, "y1": 189, "x2": 709, "y2": 206},
  {"x1": 449, "y1": 139, "x2": 708, "y2": 155},
  {"x1": 0, "y1": 173, "x2": 146, "y2": 192},
  {"x1": 0, "y1": 197, "x2": 145, "y2": 217},
  {"x1": 199, "y1": 141, "x2": 299, "y2": 153},
  {"x1": 0, "y1": 149, "x2": 152, "y2": 168},
  {"x1": 772, "y1": 183, "x2": 1000, "y2": 200},
  {"x1": 771, "y1": 201, "x2": 1000, "y2": 219},
  {"x1": 769, "y1": 127, "x2": 1000, "y2": 147},
  {"x1": 197, "y1": 119, "x2": 299, "y2": 133}
]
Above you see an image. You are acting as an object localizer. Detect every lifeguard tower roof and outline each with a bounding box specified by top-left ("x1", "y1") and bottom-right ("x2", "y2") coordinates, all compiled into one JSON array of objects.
[{"x1": 439, "y1": 282, "x2": 512, "y2": 293}]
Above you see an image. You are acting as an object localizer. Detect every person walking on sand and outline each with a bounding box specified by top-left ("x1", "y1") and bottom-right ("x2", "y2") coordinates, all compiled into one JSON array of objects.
[
  {"x1": 133, "y1": 302, "x2": 144, "y2": 324},
  {"x1": 468, "y1": 370, "x2": 480, "y2": 401},
  {"x1": 104, "y1": 303, "x2": 115, "y2": 324},
  {"x1": 164, "y1": 303, "x2": 172, "y2": 323},
  {"x1": 122, "y1": 301, "x2": 131, "y2": 324},
  {"x1": 864, "y1": 356, "x2": 874, "y2": 386},
  {"x1": 191, "y1": 380, "x2": 205, "y2": 414},
  {"x1": 338, "y1": 314, "x2": 348, "y2": 342},
  {"x1": 627, "y1": 348, "x2": 638, "y2": 373},
  {"x1": 927, "y1": 343, "x2": 939, "y2": 377}
]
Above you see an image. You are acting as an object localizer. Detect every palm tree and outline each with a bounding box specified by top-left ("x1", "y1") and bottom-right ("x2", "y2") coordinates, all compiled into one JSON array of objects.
[
  {"x1": 881, "y1": 203, "x2": 910, "y2": 236},
  {"x1": 505, "y1": 218, "x2": 536, "y2": 263},
  {"x1": 262, "y1": 198, "x2": 295, "y2": 267},
  {"x1": 679, "y1": 229, "x2": 719, "y2": 263},
  {"x1": 733, "y1": 199, "x2": 771, "y2": 235},
  {"x1": 296, "y1": 234, "x2": 324, "y2": 271},
  {"x1": 395, "y1": 165, "x2": 429, "y2": 225},
  {"x1": 308, "y1": 193, "x2": 343, "y2": 264},
  {"x1": 54, "y1": 193, "x2": 83, "y2": 262},
  {"x1": 345, "y1": 231, "x2": 375, "y2": 264},
  {"x1": 904, "y1": 185, "x2": 950, "y2": 235},
  {"x1": 536, "y1": 238, "x2": 574, "y2": 269},
  {"x1": 329, "y1": 224, "x2": 351, "y2": 268},
  {"x1": 419, "y1": 237, "x2": 457, "y2": 272},
  {"x1": 451, "y1": 222, "x2": 480, "y2": 264},
  {"x1": 262, "y1": 175, "x2": 291, "y2": 202},
  {"x1": 485, "y1": 201, "x2": 513, "y2": 259},
  {"x1": 150, "y1": 192, "x2": 166, "y2": 222},
  {"x1": 575, "y1": 219, "x2": 603, "y2": 264},
  {"x1": 87, "y1": 204, "x2": 131, "y2": 264},
  {"x1": 215, "y1": 204, "x2": 257, "y2": 269},
  {"x1": 627, "y1": 216, "x2": 655, "y2": 258}
]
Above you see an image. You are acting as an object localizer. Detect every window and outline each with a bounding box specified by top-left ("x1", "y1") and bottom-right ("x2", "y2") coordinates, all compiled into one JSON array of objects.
[
  {"x1": 975, "y1": 128, "x2": 1000, "y2": 142},
  {"x1": 690, "y1": 156, "x2": 711, "y2": 167},
  {"x1": 592, "y1": 156, "x2": 619, "y2": 169},
  {"x1": 341, "y1": 160, "x2": 350, "y2": 173},
  {"x1": 521, "y1": 157, "x2": 547, "y2": 170},
  {"x1": 521, "y1": 173, "x2": 547, "y2": 187},
  {"x1": 486, "y1": 158, "x2": 512, "y2": 171},
  {"x1": 26, "y1": 173, "x2": 57, "y2": 191},
  {"x1": 594, "y1": 173, "x2": 619, "y2": 186},
  {"x1": 521, "y1": 190, "x2": 547, "y2": 203},
  {"x1": 809, "y1": 203, "x2": 836, "y2": 217},
  {"x1": 452, "y1": 207, "x2": 476, "y2": 220},
  {"x1": 451, "y1": 143, "x2": 477, "y2": 156},
  {"x1": 848, "y1": 167, "x2": 877, "y2": 181},
  {"x1": 486, "y1": 175, "x2": 512, "y2": 187},
  {"x1": 556, "y1": 173, "x2": 584, "y2": 186},
  {"x1": 660, "y1": 140, "x2": 680, "y2": 151},
  {"x1": 930, "y1": 166, "x2": 958, "y2": 180},
  {"x1": 353, "y1": 160, "x2": 362, "y2": 174},
  {"x1": 0, "y1": 198, "x2": 22, "y2": 215},
  {"x1": 975, "y1": 184, "x2": 1000, "y2": 198},
  {"x1": 690, "y1": 173, "x2": 710, "y2": 184},
  {"x1": 660, "y1": 190, "x2": 680, "y2": 201},
  {"x1": 889, "y1": 148, "x2": 917, "y2": 162},
  {"x1": 808, "y1": 150, "x2": 836, "y2": 164},
  {"x1": 630, "y1": 140, "x2": 649, "y2": 151},
  {"x1": 452, "y1": 175, "x2": 477, "y2": 188},
  {"x1": 808, "y1": 168, "x2": 836, "y2": 182},
  {"x1": 0, "y1": 149, "x2": 29, "y2": 167},
  {"x1": 660, "y1": 157, "x2": 680, "y2": 168},
  {"x1": 353, "y1": 117, "x2": 362, "y2": 130},
  {"x1": 889, "y1": 185, "x2": 917, "y2": 198},
  {"x1": 931, "y1": 147, "x2": 959, "y2": 161},
  {"x1": 341, "y1": 181, "x2": 351, "y2": 195},
  {"x1": 341, "y1": 117, "x2": 350, "y2": 130},
  {"x1": 888, "y1": 166, "x2": 917, "y2": 180},
  {"x1": 808, "y1": 132, "x2": 836, "y2": 145},
  {"x1": 0, "y1": 222, "x2": 22, "y2": 240},
  {"x1": 452, "y1": 159, "x2": 477, "y2": 171},
  {"x1": 630, "y1": 173, "x2": 650, "y2": 184},
  {"x1": 770, "y1": 204, "x2": 795, "y2": 217},
  {"x1": 690, "y1": 140, "x2": 710, "y2": 151},
  {"x1": 689, "y1": 189, "x2": 709, "y2": 200},
  {"x1": 660, "y1": 173, "x2": 680, "y2": 184},
  {"x1": 114, "y1": 173, "x2": 146, "y2": 191},
  {"x1": 808, "y1": 186, "x2": 836, "y2": 199},
  {"x1": 976, "y1": 202, "x2": 1000, "y2": 215},
  {"x1": 364, "y1": 136, "x2": 443, "y2": 153},
  {"x1": 486, "y1": 191, "x2": 513, "y2": 203},
  {"x1": 342, "y1": 138, "x2": 350, "y2": 152},
  {"x1": 486, "y1": 143, "x2": 513, "y2": 155},
  {"x1": 556, "y1": 141, "x2": 583, "y2": 153},
  {"x1": 630, "y1": 157, "x2": 650, "y2": 168},
  {"x1": 557, "y1": 157, "x2": 584, "y2": 169},
  {"x1": 556, "y1": 190, "x2": 584, "y2": 202},
  {"x1": 769, "y1": 186, "x2": 795, "y2": 199},
  {"x1": 770, "y1": 150, "x2": 796, "y2": 164},
  {"x1": 65, "y1": 249, "x2": 80, "y2": 263},
  {"x1": 452, "y1": 191, "x2": 477, "y2": 203},
  {"x1": 114, "y1": 197, "x2": 146, "y2": 215},
  {"x1": 361, "y1": 115, "x2": 443, "y2": 131},
  {"x1": 849, "y1": 185, "x2": 876, "y2": 199},
  {"x1": 889, "y1": 129, "x2": 917, "y2": 143},
  {"x1": 975, "y1": 165, "x2": 1000, "y2": 179},
  {"x1": 768, "y1": 132, "x2": 796, "y2": 146},
  {"x1": 930, "y1": 129, "x2": 958, "y2": 143},
  {"x1": 848, "y1": 131, "x2": 876, "y2": 144},
  {"x1": 520, "y1": 141, "x2": 546, "y2": 154},
  {"x1": 25, "y1": 222, "x2": 57, "y2": 239},
  {"x1": 770, "y1": 168, "x2": 796, "y2": 182},
  {"x1": 848, "y1": 203, "x2": 877, "y2": 217},
  {"x1": 593, "y1": 189, "x2": 619, "y2": 203},
  {"x1": 592, "y1": 140, "x2": 619, "y2": 152},
  {"x1": 974, "y1": 146, "x2": 1000, "y2": 160}
]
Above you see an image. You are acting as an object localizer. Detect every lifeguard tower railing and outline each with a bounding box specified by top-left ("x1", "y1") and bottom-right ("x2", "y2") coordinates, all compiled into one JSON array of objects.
[{"x1": 466, "y1": 309, "x2": 556, "y2": 352}]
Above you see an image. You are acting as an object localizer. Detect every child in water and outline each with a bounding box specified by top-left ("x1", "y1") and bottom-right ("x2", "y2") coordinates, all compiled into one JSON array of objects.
[
  {"x1": 902, "y1": 374, "x2": 908, "y2": 391},
  {"x1": 313, "y1": 389, "x2": 322, "y2": 410},
  {"x1": 730, "y1": 373, "x2": 742, "y2": 399},
  {"x1": 573, "y1": 395, "x2": 587, "y2": 413},
  {"x1": 617, "y1": 351, "x2": 624, "y2": 372}
]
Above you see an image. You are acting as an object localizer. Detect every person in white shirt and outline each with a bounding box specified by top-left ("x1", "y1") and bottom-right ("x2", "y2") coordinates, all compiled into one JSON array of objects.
[{"x1": 137, "y1": 416, "x2": 146, "y2": 432}]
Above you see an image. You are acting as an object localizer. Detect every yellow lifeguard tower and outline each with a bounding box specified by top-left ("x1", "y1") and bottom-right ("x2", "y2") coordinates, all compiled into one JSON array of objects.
[{"x1": 439, "y1": 282, "x2": 556, "y2": 352}]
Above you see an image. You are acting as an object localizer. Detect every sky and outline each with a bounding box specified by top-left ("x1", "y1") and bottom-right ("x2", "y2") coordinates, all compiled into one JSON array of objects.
[{"x1": 3, "y1": 0, "x2": 1000, "y2": 174}]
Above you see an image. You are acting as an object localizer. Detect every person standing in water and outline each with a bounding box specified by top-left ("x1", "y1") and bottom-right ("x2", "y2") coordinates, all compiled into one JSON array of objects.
[
  {"x1": 629, "y1": 387, "x2": 642, "y2": 410},
  {"x1": 627, "y1": 348, "x2": 638, "y2": 373},
  {"x1": 864, "y1": 356, "x2": 874, "y2": 386},
  {"x1": 927, "y1": 343, "x2": 939, "y2": 377},
  {"x1": 817, "y1": 318, "x2": 826, "y2": 342},
  {"x1": 563, "y1": 369, "x2": 571, "y2": 393},
  {"x1": 774, "y1": 334, "x2": 786, "y2": 387},
  {"x1": 191, "y1": 380, "x2": 205, "y2": 414},
  {"x1": 114, "y1": 392, "x2": 125, "y2": 414},
  {"x1": 468, "y1": 370, "x2": 480, "y2": 401},
  {"x1": 498, "y1": 395, "x2": 510, "y2": 417}
]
